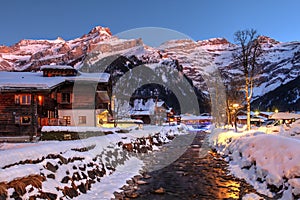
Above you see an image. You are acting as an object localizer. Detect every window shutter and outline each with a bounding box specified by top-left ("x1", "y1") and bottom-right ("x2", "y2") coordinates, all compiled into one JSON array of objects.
[
  {"x1": 15, "y1": 95, "x2": 20, "y2": 105},
  {"x1": 15, "y1": 116, "x2": 20, "y2": 124},
  {"x1": 57, "y1": 93, "x2": 62, "y2": 103}
]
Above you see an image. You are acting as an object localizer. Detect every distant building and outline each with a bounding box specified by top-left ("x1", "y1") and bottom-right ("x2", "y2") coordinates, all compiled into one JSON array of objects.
[
  {"x1": 258, "y1": 111, "x2": 274, "y2": 119},
  {"x1": 40, "y1": 65, "x2": 78, "y2": 77},
  {"x1": 130, "y1": 98, "x2": 168, "y2": 124},
  {"x1": 180, "y1": 114, "x2": 212, "y2": 125},
  {"x1": 236, "y1": 111, "x2": 269, "y2": 125}
]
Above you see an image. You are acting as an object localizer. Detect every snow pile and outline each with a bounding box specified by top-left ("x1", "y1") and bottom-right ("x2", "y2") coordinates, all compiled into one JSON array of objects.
[
  {"x1": 210, "y1": 128, "x2": 300, "y2": 199},
  {"x1": 242, "y1": 193, "x2": 264, "y2": 200}
]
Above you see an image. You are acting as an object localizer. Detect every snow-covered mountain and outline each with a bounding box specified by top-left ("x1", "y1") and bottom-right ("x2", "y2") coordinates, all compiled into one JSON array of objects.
[
  {"x1": 158, "y1": 36, "x2": 300, "y2": 100},
  {"x1": 0, "y1": 26, "x2": 113, "y2": 71},
  {"x1": 252, "y1": 76, "x2": 300, "y2": 111},
  {"x1": 1, "y1": 26, "x2": 300, "y2": 110}
]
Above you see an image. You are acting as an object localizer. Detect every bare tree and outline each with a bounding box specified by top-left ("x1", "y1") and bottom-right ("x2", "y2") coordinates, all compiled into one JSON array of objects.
[
  {"x1": 233, "y1": 29, "x2": 262, "y2": 130},
  {"x1": 225, "y1": 79, "x2": 244, "y2": 130}
]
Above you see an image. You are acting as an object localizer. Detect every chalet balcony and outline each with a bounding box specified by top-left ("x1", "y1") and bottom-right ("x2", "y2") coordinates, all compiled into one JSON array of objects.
[{"x1": 40, "y1": 118, "x2": 68, "y2": 126}]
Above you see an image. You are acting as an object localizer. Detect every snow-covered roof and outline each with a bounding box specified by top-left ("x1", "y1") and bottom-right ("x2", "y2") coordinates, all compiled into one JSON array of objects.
[
  {"x1": 40, "y1": 65, "x2": 75, "y2": 70},
  {"x1": 270, "y1": 112, "x2": 300, "y2": 120},
  {"x1": 259, "y1": 111, "x2": 274, "y2": 116},
  {"x1": 66, "y1": 72, "x2": 110, "y2": 83},
  {"x1": 0, "y1": 71, "x2": 110, "y2": 90},
  {"x1": 156, "y1": 101, "x2": 165, "y2": 107},
  {"x1": 0, "y1": 71, "x2": 65, "y2": 90},
  {"x1": 129, "y1": 99, "x2": 167, "y2": 117},
  {"x1": 130, "y1": 110, "x2": 151, "y2": 116}
]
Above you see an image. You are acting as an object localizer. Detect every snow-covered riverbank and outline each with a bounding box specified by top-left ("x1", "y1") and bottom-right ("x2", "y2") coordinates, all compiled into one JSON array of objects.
[
  {"x1": 209, "y1": 126, "x2": 300, "y2": 199},
  {"x1": 0, "y1": 125, "x2": 187, "y2": 199}
]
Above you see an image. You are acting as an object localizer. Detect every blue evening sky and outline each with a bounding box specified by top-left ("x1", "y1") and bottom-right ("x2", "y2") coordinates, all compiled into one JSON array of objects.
[{"x1": 1, "y1": 0, "x2": 300, "y2": 46}]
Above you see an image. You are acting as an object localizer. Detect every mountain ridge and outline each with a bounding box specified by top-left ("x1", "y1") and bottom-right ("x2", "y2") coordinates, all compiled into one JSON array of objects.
[{"x1": 1, "y1": 26, "x2": 300, "y2": 111}]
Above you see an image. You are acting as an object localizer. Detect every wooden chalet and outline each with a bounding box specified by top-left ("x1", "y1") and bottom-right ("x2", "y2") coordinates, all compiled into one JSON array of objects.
[
  {"x1": 130, "y1": 99, "x2": 168, "y2": 124},
  {"x1": 0, "y1": 65, "x2": 111, "y2": 141},
  {"x1": 41, "y1": 65, "x2": 78, "y2": 77},
  {"x1": 180, "y1": 114, "x2": 212, "y2": 125}
]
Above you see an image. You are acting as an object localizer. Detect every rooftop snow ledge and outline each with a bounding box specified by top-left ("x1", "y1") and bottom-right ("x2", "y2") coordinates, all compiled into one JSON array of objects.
[
  {"x1": 41, "y1": 126, "x2": 119, "y2": 133},
  {"x1": 40, "y1": 65, "x2": 75, "y2": 70}
]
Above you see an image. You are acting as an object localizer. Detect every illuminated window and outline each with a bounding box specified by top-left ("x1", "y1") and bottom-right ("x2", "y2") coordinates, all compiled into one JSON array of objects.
[
  {"x1": 15, "y1": 94, "x2": 31, "y2": 105},
  {"x1": 21, "y1": 95, "x2": 31, "y2": 105},
  {"x1": 15, "y1": 95, "x2": 20, "y2": 104},
  {"x1": 63, "y1": 116, "x2": 71, "y2": 125},
  {"x1": 21, "y1": 116, "x2": 31, "y2": 125},
  {"x1": 38, "y1": 95, "x2": 43, "y2": 105},
  {"x1": 78, "y1": 116, "x2": 86, "y2": 124}
]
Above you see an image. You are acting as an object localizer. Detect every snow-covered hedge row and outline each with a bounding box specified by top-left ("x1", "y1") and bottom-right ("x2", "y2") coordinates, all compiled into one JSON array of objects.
[{"x1": 209, "y1": 129, "x2": 300, "y2": 199}]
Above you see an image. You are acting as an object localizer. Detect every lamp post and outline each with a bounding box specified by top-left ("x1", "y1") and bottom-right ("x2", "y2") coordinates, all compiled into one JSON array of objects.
[{"x1": 230, "y1": 103, "x2": 242, "y2": 132}]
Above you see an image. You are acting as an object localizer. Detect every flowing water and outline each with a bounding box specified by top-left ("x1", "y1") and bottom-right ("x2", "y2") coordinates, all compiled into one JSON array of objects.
[{"x1": 129, "y1": 132, "x2": 270, "y2": 200}]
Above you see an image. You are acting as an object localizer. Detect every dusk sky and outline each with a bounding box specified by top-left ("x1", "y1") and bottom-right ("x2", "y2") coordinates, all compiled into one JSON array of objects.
[{"x1": 1, "y1": 0, "x2": 300, "y2": 46}]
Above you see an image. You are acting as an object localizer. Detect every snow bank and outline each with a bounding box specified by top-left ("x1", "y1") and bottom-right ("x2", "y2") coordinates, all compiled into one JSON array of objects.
[{"x1": 210, "y1": 128, "x2": 300, "y2": 198}]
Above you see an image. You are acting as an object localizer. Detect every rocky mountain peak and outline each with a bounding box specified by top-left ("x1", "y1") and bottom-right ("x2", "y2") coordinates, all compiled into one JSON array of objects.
[
  {"x1": 88, "y1": 26, "x2": 112, "y2": 37},
  {"x1": 56, "y1": 37, "x2": 65, "y2": 42},
  {"x1": 197, "y1": 38, "x2": 231, "y2": 46},
  {"x1": 257, "y1": 36, "x2": 280, "y2": 45}
]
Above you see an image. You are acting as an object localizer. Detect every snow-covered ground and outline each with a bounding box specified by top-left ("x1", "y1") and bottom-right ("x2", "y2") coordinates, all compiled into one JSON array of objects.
[
  {"x1": 209, "y1": 123, "x2": 300, "y2": 199},
  {"x1": 3, "y1": 121, "x2": 300, "y2": 199},
  {"x1": 0, "y1": 125, "x2": 187, "y2": 199}
]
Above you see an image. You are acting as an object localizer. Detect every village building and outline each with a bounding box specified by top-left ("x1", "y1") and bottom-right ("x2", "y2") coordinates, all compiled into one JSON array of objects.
[
  {"x1": 0, "y1": 65, "x2": 111, "y2": 140},
  {"x1": 130, "y1": 98, "x2": 168, "y2": 124},
  {"x1": 180, "y1": 113, "x2": 212, "y2": 125},
  {"x1": 258, "y1": 111, "x2": 274, "y2": 119},
  {"x1": 235, "y1": 111, "x2": 266, "y2": 126},
  {"x1": 40, "y1": 65, "x2": 78, "y2": 77}
]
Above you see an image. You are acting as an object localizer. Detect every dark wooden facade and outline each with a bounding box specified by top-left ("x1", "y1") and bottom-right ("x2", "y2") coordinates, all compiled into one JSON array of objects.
[
  {"x1": 0, "y1": 74, "x2": 111, "y2": 140},
  {"x1": 0, "y1": 91, "x2": 54, "y2": 138},
  {"x1": 41, "y1": 66, "x2": 78, "y2": 77}
]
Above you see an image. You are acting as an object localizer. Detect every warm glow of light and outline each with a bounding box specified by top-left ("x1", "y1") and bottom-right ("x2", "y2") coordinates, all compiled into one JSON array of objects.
[
  {"x1": 232, "y1": 103, "x2": 239, "y2": 108},
  {"x1": 254, "y1": 110, "x2": 259, "y2": 116},
  {"x1": 274, "y1": 109, "x2": 279, "y2": 113},
  {"x1": 38, "y1": 95, "x2": 43, "y2": 105}
]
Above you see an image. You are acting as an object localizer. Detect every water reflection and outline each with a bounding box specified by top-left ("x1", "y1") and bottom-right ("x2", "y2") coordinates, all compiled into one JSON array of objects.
[{"x1": 129, "y1": 132, "x2": 261, "y2": 200}]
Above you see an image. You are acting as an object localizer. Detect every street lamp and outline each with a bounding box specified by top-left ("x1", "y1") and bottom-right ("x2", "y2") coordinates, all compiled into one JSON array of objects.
[{"x1": 232, "y1": 103, "x2": 239, "y2": 109}]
